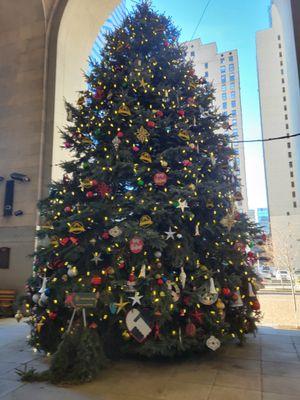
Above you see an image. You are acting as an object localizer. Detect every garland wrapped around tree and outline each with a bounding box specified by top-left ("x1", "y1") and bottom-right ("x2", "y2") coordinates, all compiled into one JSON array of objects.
[{"x1": 23, "y1": 1, "x2": 261, "y2": 383}]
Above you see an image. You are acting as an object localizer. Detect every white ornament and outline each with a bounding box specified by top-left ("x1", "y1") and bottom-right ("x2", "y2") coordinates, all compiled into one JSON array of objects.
[
  {"x1": 129, "y1": 292, "x2": 143, "y2": 306},
  {"x1": 154, "y1": 251, "x2": 162, "y2": 258},
  {"x1": 109, "y1": 226, "x2": 122, "y2": 237},
  {"x1": 38, "y1": 277, "x2": 47, "y2": 294},
  {"x1": 194, "y1": 223, "x2": 200, "y2": 236},
  {"x1": 67, "y1": 266, "x2": 78, "y2": 277},
  {"x1": 126, "y1": 309, "x2": 152, "y2": 343},
  {"x1": 179, "y1": 266, "x2": 186, "y2": 289},
  {"x1": 165, "y1": 227, "x2": 176, "y2": 240},
  {"x1": 138, "y1": 264, "x2": 146, "y2": 278},
  {"x1": 209, "y1": 277, "x2": 217, "y2": 294},
  {"x1": 177, "y1": 199, "x2": 189, "y2": 213},
  {"x1": 40, "y1": 293, "x2": 48, "y2": 304},
  {"x1": 177, "y1": 234, "x2": 183, "y2": 239},
  {"x1": 32, "y1": 294, "x2": 40, "y2": 304},
  {"x1": 206, "y1": 335, "x2": 221, "y2": 351},
  {"x1": 248, "y1": 282, "x2": 255, "y2": 297},
  {"x1": 91, "y1": 252, "x2": 102, "y2": 265},
  {"x1": 112, "y1": 136, "x2": 121, "y2": 150}
]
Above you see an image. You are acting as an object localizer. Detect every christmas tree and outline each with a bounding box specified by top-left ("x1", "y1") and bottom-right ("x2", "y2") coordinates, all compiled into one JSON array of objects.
[{"x1": 24, "y1": 1, "x2": 260, "y2": 383}]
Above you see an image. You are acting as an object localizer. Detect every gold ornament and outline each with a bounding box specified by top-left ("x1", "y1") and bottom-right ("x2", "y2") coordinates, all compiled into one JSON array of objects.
[
  {"x1": 68, "y1": 221, "x2": 85, "y2": 234},
  {"x1": 115, "y1": 296, "x2": 130, "y2": 314},
  {"x1": 189, "y1": 183, "x2": 196, "y2": 191},
  {"x1": 140, "y1": 152, "x2": 152, "y2": 163},
  {"x1": 36, "y1": 321, "x2": 44, "y2": 333},
  {"x1": 82, "y1": 136, "x2": 92, "y2": 145},
  {"x1": 118, "y1": 104, "x2": 131, "y2": 116},
  {"x1": 178, "y1": 130, "x2": 190, "y2": 141},
  {"x1": 136, "y1": 126, "x2": 150, "y2": 143},
  {"x1": 220, "y1": 212, "x2": 236, "y2": 231},
  {"x1": 77, "y1": 96, "x2": 85, "y2": 106},
  {"x1": 206, "y1": 199, "x2": 214, "y2": 209},
  {"x1": 79, "y1": 178, "x2": 93, "y2": 189},
  {"x1": 122, "y1": 330, "x2": 131, "y2": 340},
  {"x1": 50, "y1": 236, "x2": 59, "y2": 247},
  {"x1": 15, "y1": 310, "x2": 23, "y2": 323},
  {"x1": 139, "y1": 215, "x2": 153, "y2": 228},
  {"x1": 40, "y1": 221, "x2": 54, "y2": 230},
  {"x1": 216, "y1": 299, "x2": 225, "y2": 310},
  {"x1": 160, "y1": 159, "x2": 168, "y2": 167},
  {"x1": 139, "y1": 78, "x2": 147, "y2": 88}
]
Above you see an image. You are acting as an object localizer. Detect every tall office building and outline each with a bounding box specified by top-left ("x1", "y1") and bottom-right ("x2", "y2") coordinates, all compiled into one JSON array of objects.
[
  {"x1": 256, "y1": 0, "x2": 300, "y2": 268},
  {"x1": 183, "y1": 39, "x2": 248, "y2": 213}
]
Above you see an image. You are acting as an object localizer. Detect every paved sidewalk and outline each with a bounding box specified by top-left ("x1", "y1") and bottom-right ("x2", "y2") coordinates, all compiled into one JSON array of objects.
[{"x1": 1, "y1": 319, "x2": 300, "y2": 399}]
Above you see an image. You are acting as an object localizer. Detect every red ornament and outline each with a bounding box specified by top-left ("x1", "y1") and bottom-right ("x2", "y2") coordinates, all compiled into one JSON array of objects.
[
  {"x1": 117, "y1": 131, "x2": 124, "y2": 138},
  {"x1": 129, "y1": 237, "x2": 144, "y2": 254},
  {"x1": 155, "y1": 110, "x2": 164, "y2": 117},
  {"x1": 185, "y1": 321, "x2": 196, "y2": 337},
  {"x1": 251, "y1": 299, "x2": 260, "y2": 311},
  {"x1": 164, "y1": 40, "x2": 170, "y2": 47},
  {"x1": 86, "y1": 191, "x2": 94, "y2": 199},
  {"x1": 49, "y1": 312, "x2": 57, "y2": 320},
  {"x1": 118, "y1": 261, "x2": 125, "y2": 269},
  {"x1": 69, "y1": 236, "x2": 79, "y2": 245},
  {"x1": 182, "y1": 159, "x2": 192, "y2": 167},
  {"x1": 222, "y1": 287, "x2": 231, "y2": 297},
  {"x1": 234, "y1": 241, "x2": 246, "y2": 252},
  {"x1": 60, "y1": 237, "x2": 69, "y2": 246},
  {"x1": 94, "y1": 87, "x2": 104, "y2": 100},
  {"x1": 64, "y1": 206, "x2": 72, "y2": 213},
  {"x1": 91, "y1": 179, "x2": 98, "y2": 186},
  {"x1": 102, "y1": 232, "x2": 110, "y2": 240},
  {"x1": 157, "y1": 278, "x2": 164, "y2": 285},
  {"x1": 96, "y1": 182, "x2": 111, "y2": 198},
  {"x1": 232, "y1": 293, "x2": 239, "y2": 301},
  {"x1": 89, "y1": 322, "x2": 98, "y2": 329},
  {"x1": 91, "y1": 276, "x2": 102, "y2": 285},
  {"x1": 153, "y1": 172, "x2": 168, "y2": 186},
  {"x1": 132, "y1": 145, "x2": 139, "y2": 152},
  {"x1": 234, "y1": 211, "x2": 241, "y2": 221},
  {"x1": 191, "y1": 310, "x2": 204, "y2": 324},
  {"x1": 183, "y1": 296, "x2": 191, "y2": 305},
  {"x1": 128, "y1": 273, "x2": 135, "y2": 282},
  {"x1": 147, "y1": 120, "x2": 155, "y2": 128},
  {"x1": 49, "y1": 258, "x2": 65, "y2": 270},
  {"x1": 177, "y1": 110, "x2": 185, "y2": 117},
  {"x1": 64, "y1": 142, "x2": 72, "y2": 148}
]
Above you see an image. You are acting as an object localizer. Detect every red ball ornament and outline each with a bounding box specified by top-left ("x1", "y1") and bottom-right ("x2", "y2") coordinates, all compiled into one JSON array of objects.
[
  {"x1": 69, "y1": 236, "x2": 79, "y2": 245},
  {"x1": 129, "y1": 237, "x2": 144, "y2": 254},
  {"x1": 89, "y1": 322, "x2": 98, "y2": 329},
  {"x1": 155, "y1": 110, "x2": 164, "y2": 117},
  {"x1": 147, "y1": 120, "x2": 155, "y2": 128},
  {"x1": 132, "y1": 145, "x2": 139, "y2": 152},
  {"x1": 177, "y1": 110, "x2": 185, "y2": 117},
  {"x1": 86, "y1": 191, "x2": 94, "y2": 199},
  {"x1": 117, "y1": 131, "x2": 124, "y2": 138},
  {"x1": 185, "y1": 322, "x2": 196, "y2": 337},
  {"x1": 102, "y1": 232, "x2": 110, "y2": 240},
  {"x1": 153, "y1": 172, "x2": 168, "y2": 186},
  {"x1": 164, "y1": 40, "x2": 170, "y2": 47},
  {"x1": 251, "y1": 299, "x2": 260, "y2": 311},
  {"x1": 49, "y1": 312, "x2": 57, "y2": 320},
  {"x1": 232, "y1": 293, "x2": 239, "y2": 301},
  {"x1": 222, "y1": 287, "x2": 231, "y2": 297},
  {"x1": 182, "y1": 159, "x2": 192, "y2": 167},
  {"x1": 91, "y1": 179, "x2": 98, "y2": 186},
  {"x1": 60, "y1": 237, "x2": 69, "y2": 246},
  {"x1": 94, "y1": 87, "x2": 104, "y2": 100},
  {"x1": 157, "y1": 278, "x2": 164, "y2": 285},
  {"x1": 64, "y1": 206, "x2": 72, "y2": 213},
  {"x1": 91, "y1": 276, "x2": 102, "y2": 285}
]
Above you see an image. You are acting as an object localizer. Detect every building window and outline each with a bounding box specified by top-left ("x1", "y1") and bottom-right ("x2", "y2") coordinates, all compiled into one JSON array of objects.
[
  {"x1": 283, "y1": 96, "x2": 286, "y2": 101},
  {"x1": 204, "y1": 62, "x2": 208, "y2": 68},
  {"x1": 230, "y1": 82, "x2": 235, "y2": 90},
  {"x1": 232, "y1": 118, "x2": 237, "y2": 126},
  {"x1": 289, "y1": 161, "x2": 293, "y2": 168},
  {"x1": 286, "y1": 123, "x2": 289, "y2": 129},
  {"x1": 223, "y1": 111, "x2": 228, "y2": 116},
  {"x1": 278, "y1": 34, "x2": 281, "y2": 40},
  {"x1": 229, "y1": 74, "x2": 235, "y2": 82},
  {"x1": 280, "y1": 60, "x2": 283, "y2": 66},
  {"x1": 290, "y1": 171, "x2": 294, "y2": 177},
  {"x1": 222, "y1": 85, "x2": 226, "y2": 92},
  {"x1": 285, "y1": 114, "x2": 288, "y2": 120},
  {"x1": 287, "y1": 211, "x2": 290, "y2": 216},
  {"x1": 232, "y1": 129, "x2": 238, "y2": 137},
  {"x1": 205, "y1": 71, "x2": 209, "y2": 77},
  {"x1": 278, "y1": 43, "x2": 282, "y2": 49},
  {"x1": 229, "y1": 63, "x2": 234, "y2": 72},
  {"x1": 191, "y1": 51, "x2": 195, "y2": 57},
  {"x1": 291, "y1": 181, "x2": 295, "y2": 188},
  {"x1": 230, "y1": 91, "x2": 236, "y2": 99},
  {"x1": 231, "y1": 100, "x2": 236, "y2": 108},
  {"x1": 231, "y1": 109, "x2": 237, "y2": 116},
  {"x1": 281, "y1": 69, "x2": 284, "y2": 75},
  {"x1": 279, "y1": 51, "x2": 283, "y2": 57},
  {"x1": 287, "y1": 142, "x2": 291, "y2": 148},
  {"x1": 292, "y1": 191, "x2": 296, "y2": 198},
  {"x1": 282, "y1": 87, "x2": 285, "y2": 93},
  {"x1": 282, "y1": 78, "x2": 285, "y2": 84},
  {"x1": 288, "y1": 152, "x2": 292, "y2": 158},
  {"x1": 229, "y1": 55, "x2": 234, "y2": 61},
  {"x1": 221, "y1": 75, "x2": 226, "y2": 83},
  {"x1": 222, "y1": 93, "x2": 227, "y2": 100},
  {"x1": 220, "y1": 66, "x2": 226, "y2": 73},
  {"x1": 220, "y1": 58, "x2": 225, "y2": 63},
  {"x1": 284, "y1": 105, "x2": 287, "y2": 111},
  {"x1": 293, "y1": 201, "x2": 297, "y2": 208},
  {"x1": 222, "y1": 102, "x2": 227, "y2": 109}
]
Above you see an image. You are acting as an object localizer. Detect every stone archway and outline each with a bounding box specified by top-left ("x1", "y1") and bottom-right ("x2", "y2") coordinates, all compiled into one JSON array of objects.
[{"x1": 0, "y1": 0, "x2": 121, "y2": 292}]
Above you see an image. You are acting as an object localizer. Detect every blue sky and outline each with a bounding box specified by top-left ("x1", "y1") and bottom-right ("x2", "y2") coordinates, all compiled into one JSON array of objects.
[{"x1": 128, "y1": 0, "x2": 271, "y2": 210}]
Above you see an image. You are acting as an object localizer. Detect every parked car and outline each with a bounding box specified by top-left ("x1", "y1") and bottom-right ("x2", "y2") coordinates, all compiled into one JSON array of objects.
[
  {"x1": 275, "y1": 269, "x2": 291, "y2": 281},
  {"x1": 259, "y1": 266, "x2": 272, "y2": 280}
]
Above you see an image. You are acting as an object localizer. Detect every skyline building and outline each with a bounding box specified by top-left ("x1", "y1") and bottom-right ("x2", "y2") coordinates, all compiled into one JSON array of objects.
[
  {"x1": 256, "y1": 0, "x2": 300, "y2": 268},
  {"x1": 183, "y1": 38, "x2": 248, "y2": 213}
]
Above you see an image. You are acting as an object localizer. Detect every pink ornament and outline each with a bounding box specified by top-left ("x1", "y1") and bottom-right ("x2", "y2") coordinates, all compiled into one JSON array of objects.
[
  {"x1": 177, "y1": 110, "x2": 185, "y2": 117},
  {"x1": 117, "y1": 131, "x2": 124, "y2": 138},
  {"x1": 64, "y1": 206, "x2": 72, "y2": 213},
  {"x1": 153, "y1": 172, "x2": 168, "y2": 186},
  {"x1": 102, "y1": 232, "x2": 110, "y2": 240},
  {"x1": 64, "y1": 142, "x2": 72, "y2": 148},
  {"x1": 132, "y1": 145, "x2": 139, "y2": 152},
  {"x1": 182, "y1": 159, "x2": 192, "y2": 167},
  {"x1": 155, "y1": 110, "x2": 164, "y2": 117},
  {"x1": 130, "y1": 237, "x2": 144, "y2": 254}
]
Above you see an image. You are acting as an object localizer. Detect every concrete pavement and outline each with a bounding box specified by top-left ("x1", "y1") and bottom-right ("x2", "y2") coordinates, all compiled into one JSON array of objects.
[{"x1": 1, "y1": 318, "x2": 300, "y2": 399}]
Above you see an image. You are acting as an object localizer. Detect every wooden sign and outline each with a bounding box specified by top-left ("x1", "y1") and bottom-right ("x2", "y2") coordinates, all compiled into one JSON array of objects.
[{"x1": 70, "y1": 292, "x2": 97, "y2": 308}]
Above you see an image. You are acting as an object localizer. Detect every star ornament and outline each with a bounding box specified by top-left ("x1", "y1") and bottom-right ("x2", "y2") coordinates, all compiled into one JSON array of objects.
[
  {"x1": 139, "y1": 78, "x2": 148, "y2": 88},
  {"x1": 220, "y1": 212, "x2": 236, "y2": 231},
  {"x1": 177, "y1": 199, "x2": 189, "y2": 213},
  {"x1": 129, "y1": 292, "x2": 143, "y2": 306},
  {"x1": 165, "y1": 227, "x2": 176, "y2": 240},
  {"x1": 91, "y1": 252, "x2": 103, "y2": 265},
  {"x1": 115, "y1": 296, "x2": 130, "y2": 314}
]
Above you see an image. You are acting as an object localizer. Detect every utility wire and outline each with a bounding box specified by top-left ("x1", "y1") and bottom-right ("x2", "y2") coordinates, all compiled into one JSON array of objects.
[
  {"x1": 190, "y1": 0, "x2": 213, "y2": 41},
  {"x1": 232, "y1": 132, "x2": 300, "y2": 144}
]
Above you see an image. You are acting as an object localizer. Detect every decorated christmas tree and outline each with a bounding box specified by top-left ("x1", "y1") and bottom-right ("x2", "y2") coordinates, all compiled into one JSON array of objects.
[{"x1": 24, "y1": 1, "x2": 261, "y2": 383}]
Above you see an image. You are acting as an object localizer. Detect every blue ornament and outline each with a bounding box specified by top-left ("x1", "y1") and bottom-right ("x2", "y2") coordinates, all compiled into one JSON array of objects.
[{"x1": 109, "y1": 303, "x2": 117, "y2": 314}]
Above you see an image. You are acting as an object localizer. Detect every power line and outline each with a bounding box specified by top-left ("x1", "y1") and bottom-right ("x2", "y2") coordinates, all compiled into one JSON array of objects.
[
  {"x1": 232, "y1": 132, "x2": 300, "y2": 144},
  {"x1": 190, "y1": 0, "x2": 213, "y2": 41}
]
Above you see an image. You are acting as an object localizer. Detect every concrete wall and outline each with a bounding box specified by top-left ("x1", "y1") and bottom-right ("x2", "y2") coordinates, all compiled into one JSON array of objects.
[{"x1": 0, "y1": 0, "x2": 120, "y2": 293}]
